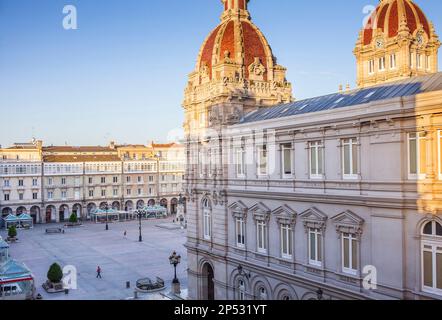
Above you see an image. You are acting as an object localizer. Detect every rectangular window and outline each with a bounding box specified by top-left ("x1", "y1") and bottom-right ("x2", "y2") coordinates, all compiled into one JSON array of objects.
[
  {"x1": 138, "y1": 176, "x2": 142, "y2": 183},
  {"x1": 281, "y1": 144, "x2": 292, "y2": 178},
  {"x1": 236, "y1": 218, "x2": 245, "y2": 248},
  {"x1": 32, "y1": 179, "x2": 38, "y2": 186},
  {"x1": 126, "y1": 176, "x2": 131, "y2": 183},
  {"x1": 235, "y1": 147, "x2": 246, "y2": 177},
  {"x1": 101, "y1": 189, "x2": 106, "y2": 197},
  {"x1": 203, "y1": 209, "x2": 211, "y2": 240},
  {"x1": 148, "y1": 176, "x2": 154, "y2": 182},
  {"x1": 342, "y1": 233, "x2": 358, "y2": 275},
  {"x1": 48, "y1": 191, "x2": 53, "y2": 199},
  {"x1": 101, "y1": 177, "x2": 106, "y2": 184},
  {"x1": 127, "y1": 189, "x2": 131, "y2": 196},
  {"x1": 426, "y1": 55, "x2": 431, "y2": 70},
  {"x1": 4, "y1": 180, "x2": 9, "y2": 187},
  {"x1": 379, "y1": 56, "x2": 386, "y2": 71},
  {"x1": 438, "y1": 131, "x2": 442, "y2": 180},
  {"x1": 74, "y1": 190, "x2": 80, "y2": 200},
  {"x1": 33, "y1": 193, "x2": 38, "y2": 200},
  {"x1": 89, "y1": 190, "x2": 94, "y2": 197},
  {"x1": 18, "y1": 180, "x2": 24, "y2": 187},
  {"x1": 281, "y1": 224, "x2": 293, "y2": 259},
  {"x1": 310, "y1": 141, "x2": 324, "y2": 178},
  {"x1": 408, "y1": 132, "x2": 427, "y2": 179},
  {"x1": 113, "y1": 176, "x2": 118, "y2": 183},
  {"x1": 308, "y1": 228, "x2": 322, "y2": 267},
  {"x1": 257, "y1": 221, "x2": 267, "y2": 253},
  {"x1": 342, "y1": 138, "x2": 358, "y2": 179},
  {"x1": 390, "y1": 53, "x2": 397, "y2": 69},
  {"x1": 19, "y1": 193, "x2": 24, "y2": 200},
  {"x1": 4, "y1": 194, "x2": 9, "y2": 201},
  {"x1": 88, "y1": 177, "x2": 93, "y2": 184},
  {"x1": 368, "y1": 59, "x2": 374, "y2": 74},
  {"x1": 417, "y1": 53, "x2": 422, "y2": 69},
  {"x1": 422, "y1": 242, "x2": 442, "y2": 295},
  {"x1": 138, "y1": 188, "x2": 142, "y2": 195},
  {"x1": 113, "y1": 189, "x2": 118, "y2": 196},
  {"x1": 257, "y1": 145, "x2": 268, "y2": 176},
  {"x1": 61, "y1": 191, "x2": 67, "y2": 199}
]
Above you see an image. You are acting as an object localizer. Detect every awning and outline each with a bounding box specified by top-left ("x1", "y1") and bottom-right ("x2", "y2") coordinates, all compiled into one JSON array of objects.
[
  {"x1": 0, "y1": 277, "x2": 34, "y2": 285},
  {"x1": 3, "y1": 214, "x2": 18, "y2": 222}
]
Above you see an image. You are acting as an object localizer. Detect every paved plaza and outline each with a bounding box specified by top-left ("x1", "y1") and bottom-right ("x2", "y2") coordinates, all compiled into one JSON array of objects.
[{"x1": 0, "y1": 219, "x2": 187, "y2": 300}]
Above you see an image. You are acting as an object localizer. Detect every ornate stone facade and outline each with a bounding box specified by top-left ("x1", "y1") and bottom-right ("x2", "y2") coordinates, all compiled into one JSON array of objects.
[{"x1": 184, "y1": 0, "x2": 442, "y2": 300}]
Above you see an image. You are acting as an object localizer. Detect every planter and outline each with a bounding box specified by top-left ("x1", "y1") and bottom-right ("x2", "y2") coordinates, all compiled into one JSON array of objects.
[
  {"x1": 42, "y1": 281, "x2": 65, "y2": 294},
  {"x1": 6, "y1": 237, "x2": 18, "y2": 243},
  {"x1": 65, "y1": 223, "x2": 83, "y2": 228}
]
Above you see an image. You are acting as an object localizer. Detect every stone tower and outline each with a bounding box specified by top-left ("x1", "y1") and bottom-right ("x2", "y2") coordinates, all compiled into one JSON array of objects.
[{"x1": 354, "y1": 0, "x2": 440, "y2": 88}]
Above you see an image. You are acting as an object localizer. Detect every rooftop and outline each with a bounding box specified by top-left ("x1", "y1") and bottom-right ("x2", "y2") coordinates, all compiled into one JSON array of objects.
[{"x1": 240, "y1": 72, "x2": 442, "y2": 124}]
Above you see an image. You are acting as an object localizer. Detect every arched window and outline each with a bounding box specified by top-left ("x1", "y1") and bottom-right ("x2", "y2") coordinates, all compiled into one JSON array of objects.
[
  {"x1": 258, "y1": 287, "x2": 267, "y2": 300},
  {"x1": 421, "y1": 221, "x2": 442, "y2": 295},
  {"x1": 202, "y1": 198, "x2": 211, "y2": 240},
  {"x1": 238, "y1": 279, "x2": 245, "y2": 300}
]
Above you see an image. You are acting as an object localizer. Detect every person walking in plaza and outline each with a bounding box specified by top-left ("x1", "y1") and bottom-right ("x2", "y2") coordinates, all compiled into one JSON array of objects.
[
  {"x1": 96, "y1": 266, "x2": 102, "y2": 279},
  {"x1": 124, "y1": 230, "x2": 127, "y2": 239}
]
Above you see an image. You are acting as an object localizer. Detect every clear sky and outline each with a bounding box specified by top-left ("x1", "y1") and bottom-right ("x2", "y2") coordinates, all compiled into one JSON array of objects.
[{"x1": 1, "y1": 0, "x2": 441, "y2": 147}]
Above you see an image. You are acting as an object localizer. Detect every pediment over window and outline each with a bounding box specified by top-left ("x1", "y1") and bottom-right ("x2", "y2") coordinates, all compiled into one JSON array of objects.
[
  {"x1": 250, "y1": 202, "x2": 271, "y2": 221},
  {"x1": 229, "y1": 200, "x2": 248, "y2": 218},
  {"x1": 272, "y1": 205, "x2": 297, "y2": 225},
  {"x1": 331, "y1": 210, "x2": 364, "y2": 235},
  {"x1": 299, "y1": 207, "x2": 327, "y2": 230}
]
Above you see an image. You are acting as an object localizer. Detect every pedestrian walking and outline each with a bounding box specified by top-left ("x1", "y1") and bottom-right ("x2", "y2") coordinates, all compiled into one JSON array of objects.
[
  {"x1": 124, "y1": 230, "x2": 127, "y2": 239},
  {"x1": 96, "y1": 266, "x2": 102, "y2": 279}
]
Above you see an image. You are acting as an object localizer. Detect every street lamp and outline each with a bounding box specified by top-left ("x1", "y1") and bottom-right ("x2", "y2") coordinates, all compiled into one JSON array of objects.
[
  {"x1": 169, "y1": 251, "x2": 181, "y2": 283},
  {"x1": 137, "y1": 210, "x2": 143, "y2": 242},
  {"x1": 104, "y1": 203, "x2": 109, "y2": 231}
]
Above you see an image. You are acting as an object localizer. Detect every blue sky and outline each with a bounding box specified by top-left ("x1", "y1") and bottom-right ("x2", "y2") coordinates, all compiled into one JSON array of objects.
[{"x1": 1, "y1": 0, "x2": 441, "y2": 146}]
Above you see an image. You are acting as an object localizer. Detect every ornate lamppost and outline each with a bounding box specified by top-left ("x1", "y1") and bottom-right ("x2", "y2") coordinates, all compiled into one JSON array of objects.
[
  {"x1": 137, "y1": 210, "x2": 143, "y2": 242},
  {"x1": 104, "y1": 203, "x2": 109, "y2": 231},
  {"x1": 169, "y1": 251, "x2": 181, "y2": 294}
]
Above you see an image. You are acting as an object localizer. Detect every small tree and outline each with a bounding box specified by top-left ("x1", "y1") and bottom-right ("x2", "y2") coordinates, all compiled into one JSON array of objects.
[
  {"x1": 47, "y1": 263, "x2": 63, "y2": 283},
  {"x1": 8, "y1": 225, "x2": 17, "y2": 238},
  {"x1": 69, "y1": 213, "x2": 78, "y2": 224}
]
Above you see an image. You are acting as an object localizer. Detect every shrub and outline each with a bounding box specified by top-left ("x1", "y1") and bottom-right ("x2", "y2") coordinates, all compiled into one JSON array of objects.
[
  {"x1": 8, "y1": 225, "x2": 17, "y2": 238},
  {"x1": 69, "y1": 213, "x2": 78, "y2": 224},
  {"x1": 47, "y1": 263, "x2": 63, "y2": 283}
]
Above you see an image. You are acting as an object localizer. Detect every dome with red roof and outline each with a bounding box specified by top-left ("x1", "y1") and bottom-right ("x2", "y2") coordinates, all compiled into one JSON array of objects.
[{"x1": 363, "y1": 0, "x2": 433, "y2": 46}]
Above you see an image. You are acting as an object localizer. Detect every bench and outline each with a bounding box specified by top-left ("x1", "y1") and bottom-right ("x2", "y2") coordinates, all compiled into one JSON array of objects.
[{"x1": 45, "y1": 228, "x2": 63, "y2": 234}]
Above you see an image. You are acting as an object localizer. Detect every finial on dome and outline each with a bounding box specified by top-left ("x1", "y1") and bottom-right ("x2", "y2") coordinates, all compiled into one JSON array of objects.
[{"x1": 222, "y1": 0, "x2": 249, "y2": 12}]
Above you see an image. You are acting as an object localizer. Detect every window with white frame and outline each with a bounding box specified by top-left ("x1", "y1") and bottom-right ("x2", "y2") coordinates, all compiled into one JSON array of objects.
[
  {"x1": 257, "y1": 220, "x2": 267, "y2": 253},
  {"x1": 417, "y1": 53, "x2": 422, "y2": 69},
  {"x1": 310, "y1": 141, "x2": 324, "y2": 178},
  {"x1": 368, "y1": 59, "x2": 374, "y2": 74},
  {"x1": 235, "y1": 147, "x2": 245, "y2": 177},
  {"x1": 308, "y1": 228, "x2": 322, "y2": 267},
  {"x1": 238, "y1": 280, "x2": 246, "y2": 300},
  {"x1": 101, "y1": 189, "x2": 106, "y2": 197},
  {"x1": 390, "y1": 53, "x2": 397, "y2": 69},
  {"x1": 281, "y1": 144, "x2": 292, "y2": 178},
  {"x1": 257, "y1": 145, "x2": 268, "y2": 176},
  {"x1": 421, "y1": 221, "x2": 442, "y2": 295},
  {"x1": 379, "y1": 56, "x2": 386, "y2": 71},
  {"x1": 408, "y1": 132, "x2": 427, "y2": 179},
  {"x1": 342, "y1": 233, "x2": 358, "y2": 275},
  {"x1": 4, "y1": 180, "x2": 9, "y2": 187},
  {"x1": 281, "y1": 224, "x2": 293, "y2": 259},
  {"x1": 203, "y1": 198, "x2": 211, "y2": 240},
  {"x1": 48, "y1": 178, "x2": 53, "y2": 186},
  {"x1": 32, "y1": 179, "x2": 37, "y2": 186},
  {"x1": 438, "y1": 130, "x2": 442, "y2": 180},
  {"x1": 236, "y1": 217, "x2": 245, "y2": 248},
  {"x1": 89, "y1": 189, "x2": 94, "y2": 197},
  {"x1": 48, "y1": 191, "x2": 53, "y2": 199},
  {"x1": 61, "y1": 191, "x2": 67, "y2": 199},
  {"x1": 4, "y1": 194, "x2": 9, "y2": 201},
  {"x1": 342, "y1": 138, "x2": 358, "y2": 179},
  {"x1": 61, "y1": 178, "x2": 66, "y2": 185}
]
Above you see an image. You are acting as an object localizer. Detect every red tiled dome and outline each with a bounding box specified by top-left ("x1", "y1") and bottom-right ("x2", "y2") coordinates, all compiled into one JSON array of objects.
[
  {"x1": 197, "y1": 0, "x2": 274, "y2": 82},
  {"x1": 363, "y1": 0, "x2": 431, "y2": 45}
]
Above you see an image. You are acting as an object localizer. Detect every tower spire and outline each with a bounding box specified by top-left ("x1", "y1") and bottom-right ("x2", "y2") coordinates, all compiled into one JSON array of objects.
[{"x1": 222, "y1": 0, "x2": 249, "y2": 12}]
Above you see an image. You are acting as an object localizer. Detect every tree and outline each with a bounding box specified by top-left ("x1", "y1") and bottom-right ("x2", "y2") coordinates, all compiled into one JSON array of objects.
[
  {"x1": 47, "y1": 263, "x2": 63, "y2": 283},
  {"x1": 8, "y1": 225, "x2": 17, "y2": 238},
  {"x1": 69, "y1": 213, "x2": 78, "y2": 224}
]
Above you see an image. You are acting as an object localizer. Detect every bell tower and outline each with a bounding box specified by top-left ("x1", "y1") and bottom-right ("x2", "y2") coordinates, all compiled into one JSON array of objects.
[{"x1": 354, "y1": 0, "x2": 440, "y2": 88}]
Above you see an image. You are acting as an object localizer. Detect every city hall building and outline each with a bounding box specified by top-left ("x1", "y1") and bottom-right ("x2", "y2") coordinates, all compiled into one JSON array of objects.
[{"x1": 183, "y1": 0, "x2": 442, "y2": 300}]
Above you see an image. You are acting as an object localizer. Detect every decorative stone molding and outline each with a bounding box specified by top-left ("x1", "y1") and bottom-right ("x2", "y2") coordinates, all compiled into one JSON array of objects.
[
  {"x1": 330, "y1": 210, "x2": 365, "y2": 238},
  {"x1": 228, "y1": 200, "x2": 248, "y2": 219},
  {"x1": 272, "y1": 205, "x2": 297, "y2": 226},
  {"x1": 299, "y1": 207, "x2": 327, "y2": 232},
  {"x1": 250, "y1": 202, "x2": 271, "y2": 222}
]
